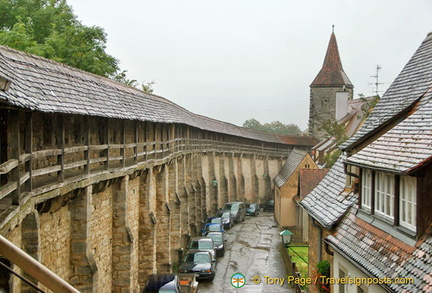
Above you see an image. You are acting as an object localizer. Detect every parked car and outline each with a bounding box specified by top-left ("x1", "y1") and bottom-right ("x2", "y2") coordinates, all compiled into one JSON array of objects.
[
  {"x1": 260, "y1": 199, "x2": 275, "y2": 212},
  {"x1": 216, "y1": 210, "x2": 234, "y2": 229},
  {"x1": 246, "y1": 203, "x2": 260, "y2": 216},
  {"x1": 187, "y1": 236, "x2": 216, "y2": 258},
  {"x1": 178, "y1": 251, "x2": 216, "y2": 281},
  {"x1": 205, "y1": 217, "x2": 223, "y2": 225},
  {"x1": 143, "y1": 274, "x2": 181, "y2": 292},
  {"x1": 205, "y1": 231, "x2": 226, "y2": 257},
  {"x1": 201, "y1": 223, "x2": 224, "y2": 235},
  {"x1": 221, "y1": 201, "x2": 246, "y2": 223}
]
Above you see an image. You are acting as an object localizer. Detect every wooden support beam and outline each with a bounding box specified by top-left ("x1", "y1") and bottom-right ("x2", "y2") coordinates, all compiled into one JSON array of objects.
[
  {"x1": 9, "y1": 110, "x2": 20, "y2": 205},
  {"x1": 104, "y1": 118, "x2": 110, "y2": 170},
  {"x1": 24, "y1": 111, "x2": 33, "y2": 191},
  {"x1": 84, "y1": 116, "x2": 91, "y2": 174},
  {"x1": 56, "y1": 115, "x2": 65, "y2": 183},
  {"x1": 121, "y1": 120, "x2": 126, "y2": 168},
  {"x1": 134, "y1": 121, "x2": 138, "y2": 163}
]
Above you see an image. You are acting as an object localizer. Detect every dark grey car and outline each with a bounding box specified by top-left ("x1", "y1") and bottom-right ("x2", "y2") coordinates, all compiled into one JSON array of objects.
[
  {"x1": 216, "y1": 210, "x2": 234, "y2": 229},
  {"x1": 178, "y1": 251, "x2": 216, "y2": 281},
  {"x1": 205, "y1": 231, "x2": 226, "y2": 257},
  {"x1": 221, "y1": 201, "x2": 246, "y2": 223}
]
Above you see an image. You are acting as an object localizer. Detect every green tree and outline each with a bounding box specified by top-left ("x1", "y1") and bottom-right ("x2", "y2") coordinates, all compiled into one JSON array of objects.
[
  {"x1": 0, "y1": 0, "x2": 119, "y2": 77},
  {"x1": 320, "y1": 120, "x2": 348, "y2": 168},
  {"x1": 243, "y1": 118, "x2": 263, "y2": 130},
  {"x1": 243, "y1": 118, "x2": 302, "y2": 136}
]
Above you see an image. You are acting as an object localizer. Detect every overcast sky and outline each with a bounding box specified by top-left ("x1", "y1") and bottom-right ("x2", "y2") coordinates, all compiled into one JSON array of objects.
[{"x1": 67, "y1": 0, "x2": 432, "y2": 131}]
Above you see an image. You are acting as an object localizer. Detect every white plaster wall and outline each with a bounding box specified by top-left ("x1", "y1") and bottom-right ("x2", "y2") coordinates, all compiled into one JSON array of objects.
[{"x1": 333, "y1": 251, "x2": 387, "y2": 293}]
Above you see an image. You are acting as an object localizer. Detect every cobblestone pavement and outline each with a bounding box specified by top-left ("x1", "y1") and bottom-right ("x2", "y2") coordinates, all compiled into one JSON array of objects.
[{"x1": 198, "y1": 212, "x2": 294, "y2": 292}]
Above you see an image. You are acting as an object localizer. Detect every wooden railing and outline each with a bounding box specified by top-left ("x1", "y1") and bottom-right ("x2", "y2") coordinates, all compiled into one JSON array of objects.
[{"x1": 0, "y1": 137, "x2": 289, "y2": 225}]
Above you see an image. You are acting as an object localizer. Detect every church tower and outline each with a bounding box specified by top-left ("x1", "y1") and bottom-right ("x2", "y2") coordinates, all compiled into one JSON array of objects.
[{"x1": 308, "y1": 29, "x2": 354, "y2": 139}]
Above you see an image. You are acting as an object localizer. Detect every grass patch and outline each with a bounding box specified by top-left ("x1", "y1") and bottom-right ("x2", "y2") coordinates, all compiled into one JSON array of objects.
[{"x1": 287, "y1": 245, "x2": 309, "y2": 278}]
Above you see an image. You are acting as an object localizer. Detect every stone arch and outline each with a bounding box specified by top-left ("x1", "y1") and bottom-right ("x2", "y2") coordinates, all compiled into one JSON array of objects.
[
  {"x1": 155, "y1": 165, "x2": 171, "y2": 273},
  {"x1": 222, "y1": 176, "x2": 229, "y2": 204},
  {"x1": 230, "y1": 174, "x2": 237, "y2": 203},
  {"x1": 21, "y1": 212, "x2": 39, "y2": 292},
  {"x1": 138, "y1": 169, "x2": 157, "y2": 285},
  {"x1": 195, "y1": 180, "x2": 204, "y2": 224},
  {"x1": 239, "y1": 175, "x2": 245, "y2": 201},
  {"x1": 253, "y1": 174, "x2": 259, "y2": 202}
]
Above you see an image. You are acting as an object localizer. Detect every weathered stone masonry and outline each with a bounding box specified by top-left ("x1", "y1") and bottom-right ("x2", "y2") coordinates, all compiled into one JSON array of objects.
[{"x1": 0, "y1": 109, "x2": 310, "y2": 292}]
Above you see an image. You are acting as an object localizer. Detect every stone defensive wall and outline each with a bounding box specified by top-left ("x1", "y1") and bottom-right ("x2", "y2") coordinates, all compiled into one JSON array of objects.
[{"x1": 0, "y1": 45, "x2": 317, "y2": 292}]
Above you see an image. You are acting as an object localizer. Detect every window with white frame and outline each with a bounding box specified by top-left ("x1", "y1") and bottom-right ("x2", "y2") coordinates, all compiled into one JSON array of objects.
[
  {"x1": 361, "y1": 169, "x2": 372, "y2": 209},
  {"x1": 400, "y1": 176, "x2": 417, "y2": 230},
  {"x1": 339, "y1": 268, "x2": 348, "y2": 293},
  {"x1": 375, "y1": 172, "x2": 395, "y2": 219}
]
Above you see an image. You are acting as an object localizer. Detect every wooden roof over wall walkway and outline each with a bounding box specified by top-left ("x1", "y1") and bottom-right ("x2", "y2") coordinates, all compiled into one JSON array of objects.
[{"x1": 0, "y1": 45, "x2": 317, "y2": 147}]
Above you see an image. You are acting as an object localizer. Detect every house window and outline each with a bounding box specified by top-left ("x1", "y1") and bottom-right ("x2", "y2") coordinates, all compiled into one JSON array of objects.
[
  {"x1": 374, "y1": 172, "x2": 395, "y2": 220},
  {"x1": 339, "y1": 269, "x2": 347, "y2": 293},
  {"x1": 361, "y1": 169, "x2": 372, "y2": 209},
  {"x1": 400, "y1": 176, "x2": 416, "y2": 230}
]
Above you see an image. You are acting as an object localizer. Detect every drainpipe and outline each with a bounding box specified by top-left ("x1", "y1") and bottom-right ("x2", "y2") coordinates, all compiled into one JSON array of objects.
[
  {"x1": 0, "y1": 235, "x2": 80, "y2": 293},
  {"x1": 311, "y1": 217, "x2": 322, "y2": 262}
]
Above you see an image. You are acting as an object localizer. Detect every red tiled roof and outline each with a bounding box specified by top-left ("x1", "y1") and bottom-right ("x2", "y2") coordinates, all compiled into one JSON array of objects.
[
  {"x1": 310, "y1": 33, "x2": 353, "y2": 87},
  {"x1": 298, "y1": 168, "x2": 329, "y2": 199},
  {"x1": 277, "y1": 135, "x2": 318, "y2": 146}
]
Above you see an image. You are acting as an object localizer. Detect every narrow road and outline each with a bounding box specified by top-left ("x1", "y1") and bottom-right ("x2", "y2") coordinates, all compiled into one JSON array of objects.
[{"x1": 198, "y1": 212, "x2": 294, "y2": 292}]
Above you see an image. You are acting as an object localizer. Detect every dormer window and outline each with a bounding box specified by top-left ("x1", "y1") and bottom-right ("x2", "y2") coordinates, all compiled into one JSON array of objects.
[
  {"x1": 361, "y1": 169, "x2": 372, "y2": 209},
  {"x1": 375, "y1": 172, "x2": 395, "y2": 220},
  {"x1": 400, "y1": 176, "x2": 417, "y2": 230},
  {"x1": 360, "y1": 168, "x2": 417, "y2": 233}
]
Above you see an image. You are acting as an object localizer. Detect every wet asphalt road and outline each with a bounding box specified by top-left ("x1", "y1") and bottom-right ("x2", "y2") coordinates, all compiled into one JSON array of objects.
[{"x1": 197, "y1": 212, "x2": 294, "y2": 292}]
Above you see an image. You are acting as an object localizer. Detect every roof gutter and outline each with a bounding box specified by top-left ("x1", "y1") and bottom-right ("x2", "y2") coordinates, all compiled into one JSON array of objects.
[
  {"x1": 344, "y1": 161, "x2": 404, "y2": 175},
  {"x1": 311, "y1": 217, "x2": 323, "y2": 262}
]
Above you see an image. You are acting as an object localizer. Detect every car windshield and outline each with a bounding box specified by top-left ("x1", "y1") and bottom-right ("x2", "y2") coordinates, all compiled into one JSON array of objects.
[
  {"x1": 207, "y1": 234, "x2": 222, "y2": 242},
  {"x1": 184, "y1": 253, "x2": 209, "y2": 263},
  {"x1": 231, "y1": 204, "x2": 239, "y2": 211},
  {"x1": 211, "y1": 218, "x2": 221, "y2": 224},
  {"x1": 223, "y1": 204, "x2": 232, "y2": 210},
  {"x1": 221, "y1": 212, "x2": 230, "y2": 218},
  {"x1": 207, "y1": 225, "x2": 221, "y2": 232},
  {"x1": 198, "y1": 241, "x2": 213, "y2": 249}
]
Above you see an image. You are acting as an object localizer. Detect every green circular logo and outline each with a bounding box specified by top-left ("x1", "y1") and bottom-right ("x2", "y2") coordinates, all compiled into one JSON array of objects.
[{"x1": 230, "y1": 273, "x2": 246, "y2": 288}]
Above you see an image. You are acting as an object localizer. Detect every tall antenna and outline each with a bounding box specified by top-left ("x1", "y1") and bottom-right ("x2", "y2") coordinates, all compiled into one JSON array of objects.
[{"x1": 370, "y1": 65, "x2": 383, "y2": 96}]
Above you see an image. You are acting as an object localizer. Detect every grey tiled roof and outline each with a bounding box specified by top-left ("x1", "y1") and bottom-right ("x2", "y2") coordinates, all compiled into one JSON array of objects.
[
  {"x1": 274, "y1": 149, "x2": 307, "y2": 187},
  {"x1": 327, "y1": 208, "x2": 432, "y2": 293},
  {"x1": 299, "y1": 155, "x2": 357, "y2": 229},
  {"x1": 347, "y1": 92, "x2": 432, "y2": 173},
  {"x1": 0, "y1": 45, "x2": 315, "y2": 146},
  {"x1": 342, "y1": 32, "x2": 432, "y2": 150}
]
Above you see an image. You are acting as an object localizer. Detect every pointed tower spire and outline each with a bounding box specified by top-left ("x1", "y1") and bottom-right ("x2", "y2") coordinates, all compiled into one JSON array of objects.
[
  {"x1": 310, "y1": 29, "x2": 353, "y2": 87},
  {"x1": 308, "y1": 28, "x2": 354, "y2": 140}
]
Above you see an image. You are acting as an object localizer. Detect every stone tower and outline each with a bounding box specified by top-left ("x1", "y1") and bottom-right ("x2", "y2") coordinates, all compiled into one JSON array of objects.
[{"x1": 308, "y1": 30, "x2": 354, "y2": 140}]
